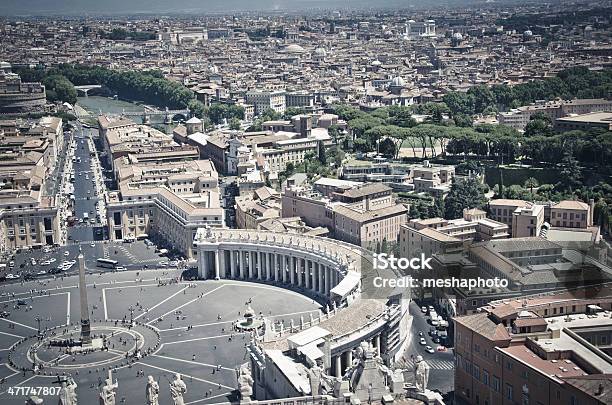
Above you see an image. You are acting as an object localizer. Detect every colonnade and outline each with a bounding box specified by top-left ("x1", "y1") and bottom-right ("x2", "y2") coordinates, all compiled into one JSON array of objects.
[
  {"x1": 331, "y1": 335, "x2": 382, "y2": 377},
  {"x1": 199, "y1": 248, "x2": 340, "y2": 298}
]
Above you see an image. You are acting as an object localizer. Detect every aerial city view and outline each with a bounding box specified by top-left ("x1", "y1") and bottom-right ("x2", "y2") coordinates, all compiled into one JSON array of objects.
[{"x1": 0, "y1": 0, "x2": 611, "y2": 404}]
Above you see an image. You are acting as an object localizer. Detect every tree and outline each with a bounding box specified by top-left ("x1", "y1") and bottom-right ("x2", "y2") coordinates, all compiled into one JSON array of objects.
[
  {"x1": 229, "y1": 118, "x2": 241, "y2": 130},
  {"x1": 559, "y1": 151, "x2": 582, "y2": 193},
  {"x1": 524, "y1": 177, "x2": 539, "y2": 194},
  {"x1": 444, "y1": 178, "x2": 487, "y2": 219},
  {"x1": 443, "y1": 92, "x2": 475, "y2": 116},
  {"x1": 42, "y1": 75, "x2": 77, "y2": 105},
  {"x1": 524, "y1": 112, "x2": 553, "y2": 137}
]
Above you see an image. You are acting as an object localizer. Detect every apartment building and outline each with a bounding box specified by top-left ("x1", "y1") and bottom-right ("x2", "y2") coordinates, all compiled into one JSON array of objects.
[
  {"x1": 498, "y1": 98, "x2": 612, "y2": 131},
  {"x1": 106, "y1": 157, "x2": 223, "y2": 258},
  {"x1": 99, "y1": 115, "x2": 199, "y2": 172},
  {"x1": 454, "y1": 285, "x2": 612, "y2": 405},
  {"x1": 282, "y1": 182, "x2": 408, "y2": 250},
  {"x1": 235, "y1": 186, "x2": 281, "y2": 230},
  {"x1": 0, "y1": 118, "x2": 64, "y2": 254},
  {"x1": 399, "y1": 208, "x2": 508, "y2": 259},
  {"x1": 340, "y1": 160, "x2": 455, "y2": 197},
  {"x1": 555, "y1": 112, "x2": 612, "y2": 132},
  {"x1": 430, "y1": 235, "x2": 612, "y2": 316},
  {"x1": 245, "y1": 90, "x2": 286, "y2": 115},
  {"x1": 511, "y1": 203, "x2": 545, "y2": 238},
  {"x1": 550, "y1": 200, "x2": 591, "y2": 229}
]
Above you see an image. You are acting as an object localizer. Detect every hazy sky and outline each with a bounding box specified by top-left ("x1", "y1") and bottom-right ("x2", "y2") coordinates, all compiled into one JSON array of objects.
[{"x1": 0, "y1": 0, "x2": 457, "y2": 16}]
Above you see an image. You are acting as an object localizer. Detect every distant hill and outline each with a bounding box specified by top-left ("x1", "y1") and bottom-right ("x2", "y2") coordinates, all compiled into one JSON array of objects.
[{"x1": 0, "y1": 0, "x2": 528, "y2": 16}]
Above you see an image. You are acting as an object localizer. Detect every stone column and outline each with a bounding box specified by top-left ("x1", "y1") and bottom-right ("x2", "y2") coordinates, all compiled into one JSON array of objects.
[
  {"x1": 290, "y1": 256, "x2": 296, "y2": 285},
  {"x1": 230, "y1": 250, "x2": 236, "y2": 279},
  {"x1": 324, "y1": 265, "x2": 330, "y2": 296},
  {"x1": 239, "y1": 250, "x2": 245, "y2": 279},
  {"x1": 311, "y1": 260, "x2": 317, "y2": 292},
  {"x1": 257, "y1": 251, "x2": 263, "y2": 280},
  {"x1": 318, "y1": 263, "x2": 324, "y2": 295},
  {"x1": 297, "y1": 258, "x2": 303, "y2": 287},
  {"x1": 282, "y1": 255, "x2": 288, "y2": 283},
  {"x1": 214, "y1": 250, "x2": 220, "y2": 279},
  {"x1": 305, "y1": 260, "x2": 311, "y2": 289},
  {"x1": 345, "y1": 350, "x2": 353, "y2": 373},
  {"x1": 335, "y1": 355, "x2": 342, "y2": 377},
  {"x1": 273, "y1": 254, "x2": 279, "y2": 282},
  {"x1": 374, "y1": 335, "x2": 381, "y2": 356},
  {"x1": 248, "y1": 251, "x2": 255, "y2": 279},
  {"x1": 200, "y1": 251, "x2": 209, "y2": 280}
]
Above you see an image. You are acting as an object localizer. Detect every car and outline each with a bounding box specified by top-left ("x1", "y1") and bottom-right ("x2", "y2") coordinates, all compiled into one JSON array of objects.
[
  {"x1": 48, "y1": 258, "x2": 56, "y2": 263},
  {"x1": 36, "y1": 270, "x2": 47, "y2": 275},
  {"x1": 9, "y1": 261, "x2": 14, "y2": 268},
  {"x1": 6, "y1": 274, "x2": 18, "y2": 279},
  {"x1": 16, "y1": 299, "x2": 27, "y2": 305},
  {"x1": 0, "y1": 311, "x2": 10, "y2": 318},
  {"x1": 436, "y1": 346, "x2": 447, "y2": 352},
  {"x1": 433, "y1": 336, "x2": 440, "y2": 344},
  {"x1": 419, "y1": 337, "x2": 427, "y2": 345},
  {"x1": 425, "y1": 345, "x2": 435, "y2": 354},
  {"x1": 40, "y1": 260, "x2": 50, "y2": 266},
  {"x1": 90, "y1": 243, "x2": 95, "y2": 248},
  {"x1": 116, "y1": 266, "x2": 127, "y2": 271},
  {"x1": 64, "y1": 251, "x2": 70, "y2": 256},
  {"x1": 418, "y1": 331, "x2": 424, "y2": 337},
  {"x1": 428, "y1": 305, "x2": 434, "y2": 312},
  {"x1": 421, "y1": 306, "x2": 427, "y2": 313},
  {"x1": 30, "y1": 259, "x2": 37, "y2": 265}
]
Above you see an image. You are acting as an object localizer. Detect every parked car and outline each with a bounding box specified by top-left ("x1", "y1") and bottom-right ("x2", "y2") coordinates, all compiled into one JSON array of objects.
[
  {"x1": 419, "y1": 337, "x2": 427, "y2": 345},
  {"x1": 425, "y1": 345, "x2": 435, "y2": 354}
]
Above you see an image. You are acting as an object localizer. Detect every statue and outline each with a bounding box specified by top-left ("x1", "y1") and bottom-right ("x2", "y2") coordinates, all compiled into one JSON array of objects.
[
  {"x1": 307, "y1": 365, "x2": 322, "y2": 395},
  {"x1": 236, "y1": 363, "x2": 254, "y2": 401},
  {"x1": 58, "y1": 376, "x2": 78, "y2": 405},
  {"x1": 169, "y1": 373, "x2": 187, "y2": 405},
  {"x1": 146, "y1": 375, "x2": 160, "y2": 405},
  {"x1": 414, "y1": 355, "x2": 430, "y2": 393},
  {"x1": 99, "y1": 375, "x2": 118, "y2": 405}
]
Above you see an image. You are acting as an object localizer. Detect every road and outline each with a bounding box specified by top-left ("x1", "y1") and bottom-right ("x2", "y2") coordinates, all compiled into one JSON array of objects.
[
  {"x1": 67, "y1": 123, "x2": 104, "y2": 243},
  {"x1": 4, "y1": 121, "x2": 173, "y2": 281},
  {"x1": 399, "y1": 300, "x2": 455, "y2": 395}
]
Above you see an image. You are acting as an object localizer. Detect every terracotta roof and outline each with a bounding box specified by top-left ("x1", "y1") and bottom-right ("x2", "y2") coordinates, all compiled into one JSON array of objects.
[
  {"x1": 561, "y1": 374, "x2": 612, "y2": 404},
  {"x1": 454, "y1": 312, "x2": 511, "y2": 341}
]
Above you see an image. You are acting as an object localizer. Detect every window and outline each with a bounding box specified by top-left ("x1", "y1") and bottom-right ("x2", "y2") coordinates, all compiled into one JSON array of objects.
[
  {"x1": 506, "y1": 384, "x2": 513, "y2": 400},
  {"x1": 493, "y1": 376, "x2": 500, "y2": 392},
  {"x1": 483, "y1": 370, "x2": 489, "y2": 386}
]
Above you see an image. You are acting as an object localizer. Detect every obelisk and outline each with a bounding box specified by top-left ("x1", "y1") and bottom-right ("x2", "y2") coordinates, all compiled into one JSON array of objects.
[{"x1": 78, "y1": 249, "x2": 91, "y2": 344}]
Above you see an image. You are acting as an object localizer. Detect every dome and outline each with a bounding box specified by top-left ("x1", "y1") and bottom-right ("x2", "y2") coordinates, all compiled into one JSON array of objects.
[
  {"x1": 285, "y1": 44, "x2": 305, "y2": 54},
  {"x1": 371, "y1": 60, "x2": 382, "y2": 66},
  {"x1": 452, "y1": 32, "x2": 463, "y2": 41},
  {"x1": 314, "y1": 47, "x2": 327, "y2": 57},
  {"x1": 390, "y1": 76, "x2": 406, "y2": 87},
  {"x1": 523, "y1": 30, "x2": 533, "y2": 37}
]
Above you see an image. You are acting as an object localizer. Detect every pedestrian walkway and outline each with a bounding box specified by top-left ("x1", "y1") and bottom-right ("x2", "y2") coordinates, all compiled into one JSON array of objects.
[{"x1": 397, "y1": 358, "x2": 454, "y2": 370}]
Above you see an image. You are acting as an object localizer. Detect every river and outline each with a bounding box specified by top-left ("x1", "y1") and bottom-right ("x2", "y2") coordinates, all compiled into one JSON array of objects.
[{"x1": 76, "y1": 96, "x2": 175, "y2": 132}]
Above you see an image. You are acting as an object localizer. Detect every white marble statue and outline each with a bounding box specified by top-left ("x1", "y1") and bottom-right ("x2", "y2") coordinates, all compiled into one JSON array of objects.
[
  {"x1": 414, "y1": 355, "x2": 430, "y2": 393},
  {"x1": 146, "y1": 375, "x2": 160, "y2": 405},
  {"x1": 58, "y1": 377, "x2": 78, "y2": 405},
  {"x1": 237, "y1": 362, "x2": 254, "y2": 400},
  {"x1": 99, "y1": 376, "x2": 118, "y2": 405},
  {"x1": 169, "y1": 373, "x2": 187, "y2": 405}
]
